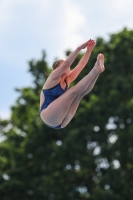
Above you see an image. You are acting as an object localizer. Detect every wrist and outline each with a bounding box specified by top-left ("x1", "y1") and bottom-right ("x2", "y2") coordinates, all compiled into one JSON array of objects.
[
  {"x1": 86, "y1": 48, "x2": 92, "y2": 54},
  {"x1": 77, "y1": 46, "x2": 81, "y2": 51}
]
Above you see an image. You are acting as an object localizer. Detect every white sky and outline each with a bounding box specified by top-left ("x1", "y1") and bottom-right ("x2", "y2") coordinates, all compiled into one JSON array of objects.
[{"x1": 0, "y1": 0, "x2": 133, "y2": 119}]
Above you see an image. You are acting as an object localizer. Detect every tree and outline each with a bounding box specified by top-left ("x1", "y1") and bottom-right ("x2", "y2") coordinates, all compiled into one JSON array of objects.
[{"x1": 0, "y1": 28, "x2": 133, "y2": 200}]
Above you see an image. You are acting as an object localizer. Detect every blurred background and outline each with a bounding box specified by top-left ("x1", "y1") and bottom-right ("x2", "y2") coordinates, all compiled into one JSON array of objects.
[
  {"x1": 0, "y1": 0, "x2": 133, "y2": 119},
  {"x1": 0, "y1": 0, "x2": 133, "y2": 200}
]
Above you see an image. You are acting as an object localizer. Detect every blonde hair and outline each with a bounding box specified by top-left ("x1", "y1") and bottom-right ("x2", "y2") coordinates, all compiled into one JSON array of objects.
[
  {"x1": 44, "y1": 59, "x2": 64, "y2": 77},
  {"x1": 52, "y1": 59, "x2": 64, "y2": 70}
]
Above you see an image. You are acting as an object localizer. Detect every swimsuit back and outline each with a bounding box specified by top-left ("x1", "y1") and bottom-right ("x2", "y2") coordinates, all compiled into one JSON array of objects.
[{"x1": 40, "y1": 83, "x2": 68, "y2": 112}]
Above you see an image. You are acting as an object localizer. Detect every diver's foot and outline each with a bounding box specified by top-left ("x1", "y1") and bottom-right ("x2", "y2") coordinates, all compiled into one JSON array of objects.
[{"x1": 94, "y1": 53, "x2": 105, "y2": 73}]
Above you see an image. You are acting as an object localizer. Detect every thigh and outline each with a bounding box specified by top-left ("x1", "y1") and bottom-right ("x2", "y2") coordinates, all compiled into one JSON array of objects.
[
  {"x1": 41, "y1": 87, "x2": 77, "y2": 126},
  {"x1": 61, "y1": 94, "x2": 82, "y2": 128}
]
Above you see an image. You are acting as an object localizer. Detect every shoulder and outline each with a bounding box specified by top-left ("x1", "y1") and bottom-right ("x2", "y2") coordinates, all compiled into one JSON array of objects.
[{"x1": 42, "y1": 73, "x2": 61, "y2": 90}]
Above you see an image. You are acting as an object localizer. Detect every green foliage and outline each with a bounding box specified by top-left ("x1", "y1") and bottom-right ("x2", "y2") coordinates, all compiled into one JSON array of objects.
[{"x1": 0, "y1": 28, "x2": 133, "y2": 199}]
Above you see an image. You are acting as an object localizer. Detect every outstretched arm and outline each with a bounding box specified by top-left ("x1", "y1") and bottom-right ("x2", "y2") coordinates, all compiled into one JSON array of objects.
[
  {"x1": 65, "y1": 40, "x2": 89, "y2": 66},
  {"x1": 68, "y1": 39, "x2": 96, "y2": 82},
  {"x1": 50, "y1": 40, "x2": 89, "y2": 80}
]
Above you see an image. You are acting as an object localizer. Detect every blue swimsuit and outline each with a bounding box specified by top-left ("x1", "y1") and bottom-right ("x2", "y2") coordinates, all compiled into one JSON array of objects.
[{"x1": 40, "y1": 83, "x2": 68, "y2": 129}]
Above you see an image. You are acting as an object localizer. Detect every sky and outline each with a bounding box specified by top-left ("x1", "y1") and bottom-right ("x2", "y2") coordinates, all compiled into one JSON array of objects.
[{"x1": 0, "y1": 0, "x2": 133, "y2": 120}]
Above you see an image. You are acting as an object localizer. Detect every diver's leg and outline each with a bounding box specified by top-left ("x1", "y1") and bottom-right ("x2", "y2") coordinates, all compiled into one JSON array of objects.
[
  {"x1": 61, "y1": 74, "x2": 99, "y2": 128},
  {"x1": 41, "y1": 54, "x2": 104, "y2": 126}
]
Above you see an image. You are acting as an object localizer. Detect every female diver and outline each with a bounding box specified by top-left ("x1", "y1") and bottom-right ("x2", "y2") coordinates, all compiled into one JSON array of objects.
[{"x1": 40, "y1": 39, "x2": 105, "y2": 129}]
